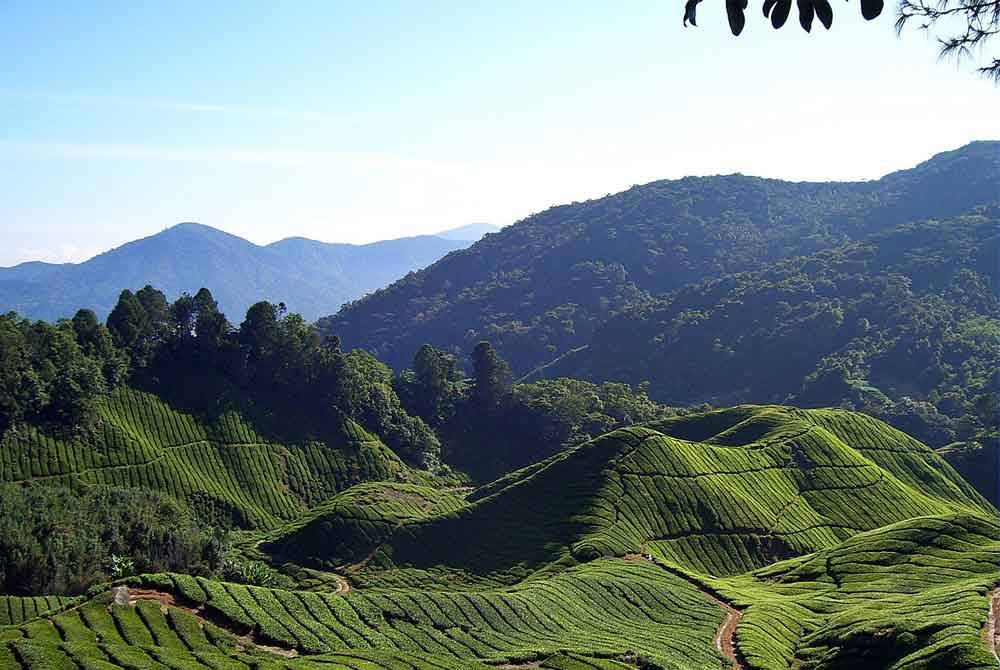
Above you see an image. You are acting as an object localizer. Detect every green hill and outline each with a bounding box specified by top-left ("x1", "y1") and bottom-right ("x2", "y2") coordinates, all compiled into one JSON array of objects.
[
  {"x1": 0, "y1": 386, "x2": 412, "y2": 530},
  {"x1": 266, "y1": 406, "x2": 991, "y2": 587},
  {"x1": 321, "y1": 142, "x2": 999, "y2": 375}
]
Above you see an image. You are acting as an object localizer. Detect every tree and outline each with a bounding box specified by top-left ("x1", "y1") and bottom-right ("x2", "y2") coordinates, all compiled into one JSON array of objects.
[
  {"x1": 410, "y1": 344, "x2": 460, "y2": 426},
  {"x1": 107, "y1": 290, "x2": 148, "y2": 351},
  {"x1": 0, "y1": 316, "x2": 40, "y2": 432},
  {"x1": 192, "y1": 288, "x2": 229, "y2": 350},
  {"x1": 71, "y1": 309, "x2": 127, "y2": 387},
  {"x1": 684, "y1": 0, "x2": 998, "y2": 81},
  {"x1": 897, "y1": 0, "x2": 1000, "y2": 80},
  {"x1": 470, "y1": 341, "x2": 510, "y2": 412}
]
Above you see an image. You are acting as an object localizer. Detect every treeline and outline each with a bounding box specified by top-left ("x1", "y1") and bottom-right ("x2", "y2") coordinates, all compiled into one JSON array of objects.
[
  {"x1": 1, "y1": 285, "x2": 440, "y2": 467},
  {"x1": 0, "y1": 309, "x2": 126, "y2": 433}
]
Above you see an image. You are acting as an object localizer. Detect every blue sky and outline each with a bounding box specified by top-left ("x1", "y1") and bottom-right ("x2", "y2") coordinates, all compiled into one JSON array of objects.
[{"x1": 1, "y1": 1, "x2": 997, "y2": 266}]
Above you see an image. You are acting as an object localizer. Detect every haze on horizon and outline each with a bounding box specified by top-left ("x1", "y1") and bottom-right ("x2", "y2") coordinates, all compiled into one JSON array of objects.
[{"x1": 1, "y1": 0, "x2": 997, "y2": 267}]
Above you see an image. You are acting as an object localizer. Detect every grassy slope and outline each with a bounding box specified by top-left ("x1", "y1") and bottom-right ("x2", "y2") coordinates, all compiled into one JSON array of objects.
[{"x1": 0, "y1": 386, "x2": 411, "y2": 529}]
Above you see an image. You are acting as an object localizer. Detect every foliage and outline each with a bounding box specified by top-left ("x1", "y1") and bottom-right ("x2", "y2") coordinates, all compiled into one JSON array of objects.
[
  {"x1": 0, "y1": 310, "x2": 124, "y2": 432},
  {"x1": 684, "y1": 0, "x2": 884, "y2": 35},
  {"x1": 107, "y1": 554, "x2": 135, "y2": 580},
  {"x1": 220, "y1": 557, "x2": 290, "y2": 589},
  {"x1": 897, "y1": 0, "x2": 1000, "y2": 81},
  {"x1": 272, "y1": 406, "x2": 990, "y2": 588},
  {"x1": 717, "y1": 513, "x2": 1000, "y2": 669},
  {"x1": 0, "y1": 483, "x2": 222, "y2": 595},
  {"x1": 548, "y1": 215, "x2": 999, "y2": 458}
]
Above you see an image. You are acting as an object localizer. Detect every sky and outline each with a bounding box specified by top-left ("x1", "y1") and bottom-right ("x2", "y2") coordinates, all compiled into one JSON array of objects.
[{"x1": 1, "y1": 1, "x2": 997, "y2": 266}]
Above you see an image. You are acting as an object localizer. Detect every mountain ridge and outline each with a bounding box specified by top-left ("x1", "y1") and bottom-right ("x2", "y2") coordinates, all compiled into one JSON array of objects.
[
  {"x1": 320, "y1": 141, "x2": 999, "y2": 374},
  {"x1": 0, "y1": 223, "x2": 492, "y2": 322}
]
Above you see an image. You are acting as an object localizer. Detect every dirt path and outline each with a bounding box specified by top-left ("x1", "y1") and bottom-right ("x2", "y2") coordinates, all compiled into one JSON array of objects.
[
  {"x1": 630, "y1": 556, "x2": 745, "y2": 670},
  {"x1": 984, "y1": 589, "x2": 1000, "y2": 665},
  {"x1": 708, "y1": 596, "x2": 743, "y2": 670}
]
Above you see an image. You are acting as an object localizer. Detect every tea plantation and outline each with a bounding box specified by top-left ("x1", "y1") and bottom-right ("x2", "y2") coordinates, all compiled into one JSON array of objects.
[
  {"x1": 1, "y1": 406, "x2": 996, "y2": 670},
  {"x1": 0, "y1": 387, "x2": 414, "y2": 529}
]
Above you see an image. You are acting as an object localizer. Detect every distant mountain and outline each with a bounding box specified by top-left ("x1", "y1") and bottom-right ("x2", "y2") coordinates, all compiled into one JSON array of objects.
[
  {"x1": 0, "y1": 223, "x2": 492, "y2": 322},
  {"x1": 320, "y1": 142, "x2": 1000, "y2": 373},
  {"x1": 433, "y1": 223, "x2": 501, "y2": 241}
]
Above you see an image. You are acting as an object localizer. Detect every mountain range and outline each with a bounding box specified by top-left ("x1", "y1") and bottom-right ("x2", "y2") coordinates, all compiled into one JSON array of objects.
[{"x1": 0, "y1": 223, "x2": 499, "y2": 322}]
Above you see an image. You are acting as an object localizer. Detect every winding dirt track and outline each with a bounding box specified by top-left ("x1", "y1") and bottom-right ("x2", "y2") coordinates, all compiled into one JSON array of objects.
[
  {"x1": 707, "y1": 595, "x2": 743, "y2": 670},
  {"x1": 623, "y1": 555, "x2": 744, "y2": 669}
]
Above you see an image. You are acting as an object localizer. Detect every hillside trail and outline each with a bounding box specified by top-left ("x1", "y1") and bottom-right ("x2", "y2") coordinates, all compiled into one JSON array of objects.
[
  {"x1": 624, "y1": 554, "x2": 744, "y2": 670},
  {"x1": 985, "y1": 589, "x2": 1000, "y2": 665}
]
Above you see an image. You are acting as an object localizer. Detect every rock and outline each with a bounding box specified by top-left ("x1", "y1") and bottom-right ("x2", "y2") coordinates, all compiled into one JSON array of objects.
[{"x1": 111, "y1": 585, "x2": 130, "y2": 607}]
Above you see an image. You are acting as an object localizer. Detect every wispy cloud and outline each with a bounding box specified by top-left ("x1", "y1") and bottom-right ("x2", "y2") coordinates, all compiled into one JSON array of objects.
[{"x1": 0, "y1": 88, "x2": 346, "y2": 123}]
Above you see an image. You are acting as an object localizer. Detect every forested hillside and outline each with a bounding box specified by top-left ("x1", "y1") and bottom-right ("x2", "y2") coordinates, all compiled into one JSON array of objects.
[
  {"x1": 541, "y1": 213, "x2": 999, "y2": 453},
  {"x1": 0, "y1": 223, "x2": 479, "y2": 322},
  {"x1": 321, "y1": 142, "x2": 999, "y2": 374}
]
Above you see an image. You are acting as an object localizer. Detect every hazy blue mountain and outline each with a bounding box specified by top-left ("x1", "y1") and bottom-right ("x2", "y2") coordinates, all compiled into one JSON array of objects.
[
  {"x1": 0, "y1": 224, "x2": 488, "y2": 322},
  {"x1": 433, "y1": 223, "x2": 501, "y2": 240}
]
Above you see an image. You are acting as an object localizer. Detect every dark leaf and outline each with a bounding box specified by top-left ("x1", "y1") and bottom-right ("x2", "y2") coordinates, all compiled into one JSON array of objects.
[
  {"x1": 771, "y1": 0, "x2": 792, "y2": 28},
  {"x1": 798, "y1": 0, "x2": 815, "y2": 31},
  {"x1": 814, "y1": 0, "x2": 833, "y2": 29},
  {"x1": 763, "y1": 0, "x2": 778, "y2": 18},
  {"x1": 727, "y1": 0, "x2": 749, "y2": 35},
  {"x1": 860, "y1": 0, "x2": 884, "y2": 20},
  {"x1": 683, "y1": 0, "x2": 702, "y2": 26}
]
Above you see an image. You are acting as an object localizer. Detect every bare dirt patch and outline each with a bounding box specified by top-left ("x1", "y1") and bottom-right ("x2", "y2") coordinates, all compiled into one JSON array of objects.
[{"x1": 983, "y1": 588, "x2": 1000, "y2": 664}]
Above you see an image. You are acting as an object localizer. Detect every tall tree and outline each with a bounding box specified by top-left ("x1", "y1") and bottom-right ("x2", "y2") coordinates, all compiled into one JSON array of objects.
[
  {"x1": 106, "y1": 290, "x2": 148, "y2": 352},
  {"x1": 470, "y1": 341, "x2": 510, "y2": 413},
  {"x1": 411, "y1": 344, "x2": 459, "y2": 426}
]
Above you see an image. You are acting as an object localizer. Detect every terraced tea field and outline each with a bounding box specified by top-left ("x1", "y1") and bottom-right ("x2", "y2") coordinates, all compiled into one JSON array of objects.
[
  {"x1": 2, "y1": 406, "x2": 996, "y2": 670},
  {"x1": 275, "y1": 406, "x2": 988, "y2": 588},
  {"x1": 0, "y1": 387, "x2": 411, "y2": 528}
]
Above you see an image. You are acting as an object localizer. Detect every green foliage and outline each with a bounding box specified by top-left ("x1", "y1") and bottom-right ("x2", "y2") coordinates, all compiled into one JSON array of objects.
[
  {"x1": 0, "y1": 483, "x2": 220, "y2": 594},
  {"x1": 550, "y1": 215, "x2": 999, "y2": 459},
  {"x1": 446, "y1": 376, "x2": 674, "y2": 482},
  {"x1": 262, "y1": 482, "x2": 468, "y2": 569},
  {"x1": 220, "y1": 558, "x2": 290, "y2": 589},
  {"x1": 0, "y1": 311, "x2": 122, "y2": 432},
  {"x1": 108, "y1": 554, "x2": 135, "y2": 579}
]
